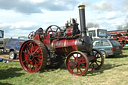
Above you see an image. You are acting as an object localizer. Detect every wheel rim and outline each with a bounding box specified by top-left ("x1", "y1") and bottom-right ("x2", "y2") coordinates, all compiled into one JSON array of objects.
[
  {"x1": 10, "y1": 52, "x2": 14, "y2": 59},
  {"x1": 45, "y1": 25, "x2": 61, "y2": 36},
  {"x1": 89, "y1": 49, "x2": 104, "y2": 70},
  {"x1": 19, "y1": 40, "x2": 44, "y2": 73},
  {"x1": 66, "y1": 51, "x2": 89, "y2": 76}
]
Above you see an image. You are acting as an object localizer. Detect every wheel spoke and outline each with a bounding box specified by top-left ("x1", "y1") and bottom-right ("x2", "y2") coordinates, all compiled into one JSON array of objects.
[
  {"x1": 95, "y1": 61, "x2": 99, "y2": 66},
  {"x1": 78, "y1": 58, "x2": 86, "y2": 64},
  {"x1": 29, "y1": 64, "x2": 32, "y2": 68},
  {"x1": 78, "y1": 67, "x2": 83, "y2": 73},
  {"x1": 76, "y1": 53, "x2": 78, "y2": 58},
  {"x1": 22, "y1": 60, "x2": 26, "y2": 63},
  {"x1": 32, "y1": 47, "x2": 39, "y2": 55},
  {"x1": 89, "y1": 62, "x2": 93, "y2": 67},
  {"x1": 27, "y1": 44, "x2": 32, "y2": 53},
  {"x1": 22, "y1": 51, "x2": 29, "y2": 56},
  {"x1": 75, "y1": 54, "x2": 79, "y2": 60},
  {"x1": 34, "y1": 54, "x2": 42, "y2": 58},
  {"x1": 32, "y1": 64, "x2": 35, "y2": 70},
  {"x1": 31, "y1": 43, "x2": 33, "y2": 53},
  {"x1": 71, "y1": 66, "x2": 75, "y2": 72},
  {"x1": 49, "y1": 27, "x2": 53, "y2": 33},
  {"x1": 72, "y1": 55, "x2": 76, "y2": 60},
  {"x1": 25, "y1": 61, "x2": 29, "y2": 68},
  {"x1": 97, "y1": 60, "x2": 101, "y2": 63},
  {"x1": 92, "y1": 63, "x2": 95, "y2": 69},
  {"x1": 56, "y1": 28, "x2": 59, "y2": 32},
  {"x1": 82, "y1": 65, "x2": 86, "y2": 69},
  {"x1": 26, "y1": 48, "x2": 31, "y2": 54},
  {"x1": 69, "y1": 59, "x2": 74, "y2": 63},
  {"x1": 80, "y1": 61, "x2": 86, "y2": 64},
  {"x1": 77, "y1": 68, "x2": 79, "y2": 73},
  {"x1": 34, "y1": 59, "x2": 41, "y2": 66},
  {"x1": 36, "y1": 57, "x2": 42, "y2": 62}
]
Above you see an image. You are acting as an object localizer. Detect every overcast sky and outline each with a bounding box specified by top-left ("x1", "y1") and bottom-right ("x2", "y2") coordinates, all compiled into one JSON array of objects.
[{"x1": 0, "y1": 0, "x2": 128, "y2": 38}]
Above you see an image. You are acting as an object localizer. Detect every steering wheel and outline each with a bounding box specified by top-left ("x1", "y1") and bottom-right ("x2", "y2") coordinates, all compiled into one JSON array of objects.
[
  {"x1": 45, "y1": 25, "x2": 61, "y2": 36},
  {"x1": 28, "y1": 31, "x2": 35, "y2": 39}
]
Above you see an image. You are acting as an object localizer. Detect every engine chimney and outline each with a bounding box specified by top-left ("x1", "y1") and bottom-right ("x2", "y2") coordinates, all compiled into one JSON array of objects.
[
  {"x1": 78, "y1": 5, "x2": 86, "y2": 37},
  {"x1": 78, "y1": 4, "x2": 93, "y2": 53}
]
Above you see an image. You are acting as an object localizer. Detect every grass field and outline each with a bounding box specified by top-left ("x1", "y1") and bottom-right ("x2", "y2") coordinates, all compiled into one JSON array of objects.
[{"x1": 0, "y1": 48, "x2": 128, "y2": 85}]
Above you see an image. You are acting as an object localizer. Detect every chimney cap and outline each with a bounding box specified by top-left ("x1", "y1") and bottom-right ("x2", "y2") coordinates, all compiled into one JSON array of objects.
[{"x1": 78, "y1": 4, "x2": 85, "y2": 9}]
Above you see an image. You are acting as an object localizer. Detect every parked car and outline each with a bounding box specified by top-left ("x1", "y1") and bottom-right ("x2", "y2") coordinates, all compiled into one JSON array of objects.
[
  {"x1": 93, "y1": 38, "x2": 122, "y2": 58},
  {"x1": 5, "y1": 38, "x2": 26, "y2": 59}
]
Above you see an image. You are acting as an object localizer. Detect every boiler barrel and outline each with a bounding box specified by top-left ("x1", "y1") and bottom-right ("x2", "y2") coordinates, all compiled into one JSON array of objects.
[{"x1": 51, "y1": 38, "x2": 86, "y2": 54}]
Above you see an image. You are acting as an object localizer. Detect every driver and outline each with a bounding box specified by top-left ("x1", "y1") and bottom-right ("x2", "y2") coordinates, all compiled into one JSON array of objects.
[{"x1": 36, "y1": 27, "x2": 43, "y2": 35}]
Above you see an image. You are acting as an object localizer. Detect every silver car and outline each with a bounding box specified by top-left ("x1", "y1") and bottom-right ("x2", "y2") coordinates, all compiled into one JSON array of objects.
[{"x1": 93, "y1": 38, "x2": 122, "y2": 58}]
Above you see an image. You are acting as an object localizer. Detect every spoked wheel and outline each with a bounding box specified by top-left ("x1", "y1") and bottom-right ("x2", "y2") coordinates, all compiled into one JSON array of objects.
[
  {"x1": 89, "y1": 49, "x2": 104, "y2": 70},
  {"x1": 45, "y1": 25, "x2": 61, "y2": 36},
  {"x1": 19, "y1": 40, "x2": 48, "y2": 73},
  {"x1": 66, "y1": 51, "x2": 89, "y2": 76}
]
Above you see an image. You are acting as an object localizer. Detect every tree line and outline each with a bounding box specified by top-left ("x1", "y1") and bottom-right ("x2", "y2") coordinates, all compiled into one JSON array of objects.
[{"x1": 87, "y1": 20, "x2": 128, "y2": 30}]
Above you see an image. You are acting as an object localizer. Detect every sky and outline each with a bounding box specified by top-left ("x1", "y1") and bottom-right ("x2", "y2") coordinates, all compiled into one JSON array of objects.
[{"x1": 0, "y1": 0, "x2": 128, "y2": 38}]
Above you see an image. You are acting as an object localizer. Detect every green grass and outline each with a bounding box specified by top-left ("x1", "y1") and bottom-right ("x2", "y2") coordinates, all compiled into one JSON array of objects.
[{"x1": 0, "y1": 48, "x2": 128, "y2": 85}]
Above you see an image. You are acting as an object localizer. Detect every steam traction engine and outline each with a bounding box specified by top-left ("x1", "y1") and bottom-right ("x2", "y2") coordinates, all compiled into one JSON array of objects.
[{"x1": 19, "y1": 5, "x2": 104, "y2": 76}]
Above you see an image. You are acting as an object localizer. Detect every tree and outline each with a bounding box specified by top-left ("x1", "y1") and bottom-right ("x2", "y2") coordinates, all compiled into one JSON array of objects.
[
  {"x1": 87, "y1": 22, "x2": 99, "y2": 28},
  {"x1": 116, "y1": 15, "x2": 128, "y2": 30},
  {"x1": 123, "y1": 15, "x2": 128, "y2": 30},
  {"x1": 87, "y1": 22, "x2": 94, "y2": 28},
  {"x1": 117, "y1": 25, "x2": 123, "y2": 30},
  {"x1": 94, "y1": 23, "x2": 99, "y2": 28},
  {"x1": 124, "y1": 23, "x2": 128, "y2": 30}
]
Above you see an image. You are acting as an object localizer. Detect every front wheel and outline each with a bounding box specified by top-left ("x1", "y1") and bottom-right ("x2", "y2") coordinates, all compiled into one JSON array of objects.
[{"x1": 66, "y1": 51, "x2": 89, "y2": 76}]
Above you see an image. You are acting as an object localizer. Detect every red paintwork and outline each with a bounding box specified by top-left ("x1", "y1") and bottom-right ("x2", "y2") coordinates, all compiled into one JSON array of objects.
[
  {"x1": 110, "y1": 35, "x2": 127, "y2": 46},
  {"x1": 108, "y1": 30, "x2": 127, "y2": 34},
  {"x1": 19, "y1": 42, "x2": 23, "y2": 46},
  {"x1": 119, "y1": 37, "x2": 126, "y2": 40},
  {"x1": 19, "y1": 40, "x2": 43, "y2": 73},
  {"x1": 109, "y1": 30, "x2": 128, "y2": 45},
  {"x1": 33, "y1": 34, "x2": 40, "y2": 41},
  {"x1": 51, "y1": 39, "x2": 78, "y2": 54},
  {"x1": 43, "y1": 34, "x2": 51, "y2": 47},
  {"x1": 66, "y1": 51, "x2": 89, "y2": 76},
  {"x1": 66, "y1": 27, "x2": 73, "y2": 36}
]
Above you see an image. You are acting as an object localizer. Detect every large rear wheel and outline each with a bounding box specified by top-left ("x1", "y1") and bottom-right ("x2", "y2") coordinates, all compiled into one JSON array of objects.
[{"x1": 19, "y1": 40, "x2": 48, "y2": 73}]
